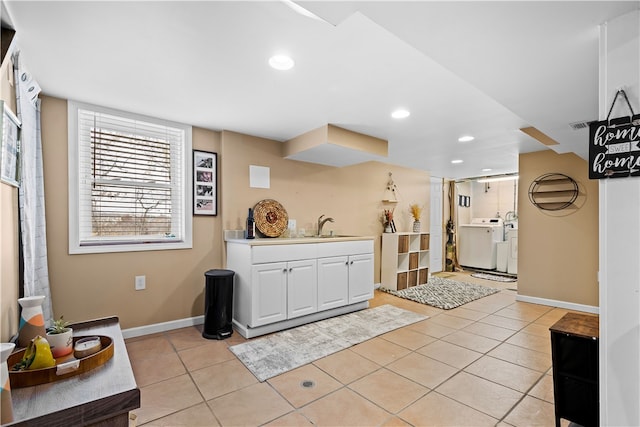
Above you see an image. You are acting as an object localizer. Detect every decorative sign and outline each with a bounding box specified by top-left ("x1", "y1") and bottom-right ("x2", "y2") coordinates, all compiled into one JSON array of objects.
[
  {"x1": 589, "y1": 90, "x2": 640, "y2": 179},
  {"x1": 589, "y1": 117, "x2": 640, "y2": 179}
]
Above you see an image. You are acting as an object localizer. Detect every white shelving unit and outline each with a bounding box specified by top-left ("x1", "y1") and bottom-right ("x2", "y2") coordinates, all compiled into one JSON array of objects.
[{"x1": 381, "y1": 232, "x2": 430, "y2": 290}]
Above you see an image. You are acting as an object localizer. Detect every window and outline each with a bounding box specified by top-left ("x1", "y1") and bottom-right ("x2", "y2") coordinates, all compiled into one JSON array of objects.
[{"x1": 68, "y1": 101, "x2": 192, "y2": 254}]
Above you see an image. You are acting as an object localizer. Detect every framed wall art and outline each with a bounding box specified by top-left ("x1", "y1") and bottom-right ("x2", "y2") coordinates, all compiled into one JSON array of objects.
[
  {"x1": 193, "y1": 150, "x2": 217, "y2": 216},
  {"x1": 0, "y1": 100, "x2": 21, "y2": 187}
]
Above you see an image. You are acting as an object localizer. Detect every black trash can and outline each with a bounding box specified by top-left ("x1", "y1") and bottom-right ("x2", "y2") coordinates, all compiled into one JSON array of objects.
[{"x1": 202, "y1": 269, "x2": 234, "y2": 340}]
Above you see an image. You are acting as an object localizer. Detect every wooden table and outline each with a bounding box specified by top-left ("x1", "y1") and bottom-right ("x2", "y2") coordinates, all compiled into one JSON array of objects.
[
  {"x1": 550, "y1": 312, "x2": 599, "y2": 427},
  {"x1": 6, "y1": 317, "x2": 140, "y2": 426}
]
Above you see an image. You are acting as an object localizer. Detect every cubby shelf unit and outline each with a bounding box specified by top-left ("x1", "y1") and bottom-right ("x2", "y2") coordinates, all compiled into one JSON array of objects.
[{"x1": 381, "y1": 232, "x2": 430, "y2": 290}]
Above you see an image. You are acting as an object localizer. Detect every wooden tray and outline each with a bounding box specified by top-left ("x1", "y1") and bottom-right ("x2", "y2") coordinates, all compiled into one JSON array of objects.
[
  {"x1": 8, "y1": 335, "x2": 114, "y2": 388},
  {"x1": 253, "y1": 199, "x2": 288, "y2": 237}
]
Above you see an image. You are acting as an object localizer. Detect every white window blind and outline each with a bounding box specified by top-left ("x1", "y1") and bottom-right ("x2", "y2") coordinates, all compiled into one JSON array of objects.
[{"x1": 69, "y1": 101, "x2": 192, "y2": 254}]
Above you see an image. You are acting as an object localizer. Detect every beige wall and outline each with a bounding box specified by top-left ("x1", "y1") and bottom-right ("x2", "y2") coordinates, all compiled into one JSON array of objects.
[
  {"x1": 220, "y1": 130, "x2": 430, "y2": 284},
  {"x1": 518, "y1": 150, "x2": 599, "y2": 307},
  {"x1": 453, "y1": 181, "x2": 472, "y2": 226},
  {"x1": 469, "y1": 179, "x2": 518, "y2": 220},
  {"x1": 40, "y1": 96, "x2": 223, "y2": 329},
  {"x1": 2, "y1": 98, "x2": 430, "y2": 332},
  {"x1": 0, "y1": 54, "x2": 19, "y2": 342}
]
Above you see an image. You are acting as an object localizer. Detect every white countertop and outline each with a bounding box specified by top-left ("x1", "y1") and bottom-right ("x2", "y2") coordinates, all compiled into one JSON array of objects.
[{"x1": 225, "y1": 235, "x2": 375, "y2": 246}]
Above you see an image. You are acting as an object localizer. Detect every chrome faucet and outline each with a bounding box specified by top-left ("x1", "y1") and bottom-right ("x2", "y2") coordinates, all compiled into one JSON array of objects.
[{"x1": 317, "y1": 214, "x2": 334, "y2": 236}]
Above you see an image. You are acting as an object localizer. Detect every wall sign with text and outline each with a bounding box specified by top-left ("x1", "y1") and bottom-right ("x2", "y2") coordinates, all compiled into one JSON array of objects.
[{"x1": 589, "y1": 90, "x2": 640, "y2": 180}]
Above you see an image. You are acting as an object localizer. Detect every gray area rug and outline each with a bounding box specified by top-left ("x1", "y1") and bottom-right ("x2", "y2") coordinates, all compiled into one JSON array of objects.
[
  {"x1": 381, "y1": 276, "x2": 500, "y2": 310},
  {"x1": 471, "y1": 272, "x2": 517, "y2": 282},
  {"x1": 229, "y1": 305, "x2": 427, "y2": 382}
]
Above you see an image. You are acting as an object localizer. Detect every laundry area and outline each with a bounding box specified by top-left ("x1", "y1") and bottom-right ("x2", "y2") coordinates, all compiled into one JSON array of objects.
[{"x1": 454, "y1": 177, "x2": 518, "y2": 276}]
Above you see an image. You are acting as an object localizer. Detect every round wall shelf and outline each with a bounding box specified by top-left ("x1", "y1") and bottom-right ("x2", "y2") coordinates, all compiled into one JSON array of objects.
[{"x1": 528, "y1": 173, "x2": 578, "y2": 211}]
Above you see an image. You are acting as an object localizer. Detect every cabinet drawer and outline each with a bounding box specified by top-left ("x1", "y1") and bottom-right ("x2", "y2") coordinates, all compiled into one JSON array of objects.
[
  {"x1": 420, "y1": 234, "x2": 430, "y2": 250},
  {"x1": 552, "y1": 333, "x2": 598, "y2": 380},
  {"x1": 316, "y1": 240, "x2": 373, "y2": 258},
  {"x1": 419, "y1": 268, "x2": 429, "y2": 284},
  {"x1": 397, "y1": 272, "x2": 408, "y2": 290},
  {"x1": 398, "y1": 235, "x2": 409, "y2": 253},
  {"x1": 554, "y1": 376, "x2": 599, "y2": 427},
  {"x1": 409, "y1": 253, "x2": 419, "y2": 270},
  {"x1": 252, "y1": 244, "x2": 318, "y2": 263},
  {"x1": 408, "y1": 270, "x2": 418, "y2": 287}
]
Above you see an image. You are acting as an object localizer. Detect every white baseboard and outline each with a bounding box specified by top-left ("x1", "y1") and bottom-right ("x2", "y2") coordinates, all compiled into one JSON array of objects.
[
  {"x1": 122, "y1": 315, "x2": 204, "y2": 339},
  {"x1": 121, "y1": 283, "x2": 417, "y2": 339},
  {"x1": 516, "y1": 294, "x2": 599, "y2": 314}
]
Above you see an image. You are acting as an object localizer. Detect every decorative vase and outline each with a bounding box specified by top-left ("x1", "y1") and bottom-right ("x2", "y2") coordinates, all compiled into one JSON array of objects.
[
  {"x1": 47, "y1": 328, "x2": 74, "y2": 358},
  {"x1": 384, "y1": 224, "x2": 392, "y2": 233},
  {"x1": 17, "y1": 296, "x2": 46, "y2": 348},
  {"x1": 1, "y1": 342, "x2": 15, "y2": 424},
  {"x1": 413, "y1": 220, "x2": 421, "y2": 232}
]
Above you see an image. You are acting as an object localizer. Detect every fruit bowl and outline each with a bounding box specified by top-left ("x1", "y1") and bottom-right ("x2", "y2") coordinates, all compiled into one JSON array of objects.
[{"x1": 7, "y1": 335, "x2": 113, "y2": 388}]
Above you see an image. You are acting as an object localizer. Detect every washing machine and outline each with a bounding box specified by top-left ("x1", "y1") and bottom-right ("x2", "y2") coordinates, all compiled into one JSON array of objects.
[{"x1": 458, "y1": 218, "x2": 504, "y2": 270}]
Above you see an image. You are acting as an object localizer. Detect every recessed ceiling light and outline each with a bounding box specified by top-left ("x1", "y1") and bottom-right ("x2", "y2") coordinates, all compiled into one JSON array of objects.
[
  {"x1": 482, "y1": 168, "x2": 492, "y2": 172},
  {"x1": 391, "y1": 109, "x2": 410, "y2": 119},
  {"x1": 451, "y1": 159, "x2": 464, "y2": 164},
  {"x1": 458, "y1": 135, "x2": 474, "y2": 142},
  {"x1": 269, "y1": 55, "x2": 295, "y2": 70}
]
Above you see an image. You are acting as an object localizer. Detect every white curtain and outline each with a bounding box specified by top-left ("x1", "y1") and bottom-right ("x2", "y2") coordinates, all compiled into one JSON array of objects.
[{"x1": 13, "y1": 52, "x2": 53, "y2": 323}]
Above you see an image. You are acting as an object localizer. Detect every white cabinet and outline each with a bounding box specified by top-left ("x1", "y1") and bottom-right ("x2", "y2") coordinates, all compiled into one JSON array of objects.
[
  {"x1": 317, "y1": 253, "x2": 374, "y2": 310},
  {"x1": 287, "y1": 260, "x2": 318, "y2": 319},
  {"x1": 381, "y1": 232, "x2": 430, "y2": 290},
  {"x1": 226, "y1": 238, "x2": 374, "y2": 338},
  {"x1": 349, "y1": 253, "x2": 374, "y2": 303},
  {"x1": 251, "y1": 262, "x2": 288, "y2": 326},
  {"x1": 317, "y1": 256, "x2": 349, "y2": 311},
  {"x1": 252, "y1": 259, "x2": 318, "y2": 326}
]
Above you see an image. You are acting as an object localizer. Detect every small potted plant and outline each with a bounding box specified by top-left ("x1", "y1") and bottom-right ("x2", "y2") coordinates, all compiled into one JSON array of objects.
[{"x1": 46, "y1": 316, "x2": 73, "y2": 358}]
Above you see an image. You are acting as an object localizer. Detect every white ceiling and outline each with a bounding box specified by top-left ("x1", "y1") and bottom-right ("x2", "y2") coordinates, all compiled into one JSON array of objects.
[{"x1": 4, "y1": 1, "x2": 639, "y2": 179}]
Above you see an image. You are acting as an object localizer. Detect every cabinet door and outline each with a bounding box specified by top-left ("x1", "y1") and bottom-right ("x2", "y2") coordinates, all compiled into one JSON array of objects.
[
  {"x1": 251, "y1": 262, "x2": 287, "y2": 327},
  {"x1": 317, "y1": 256, "x2": 349, "y2": 311},
  {"x1": 287, "y1": 259, "x2": 318, "y2": 319},
  {"x1": 349, "y1": 254, "x2": 374, "y2": 303}
]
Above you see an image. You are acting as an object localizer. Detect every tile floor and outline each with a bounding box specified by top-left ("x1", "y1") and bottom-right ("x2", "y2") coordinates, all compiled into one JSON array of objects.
[{"x1": 126, "y1": 272, "x2": 591, "y2": 426}]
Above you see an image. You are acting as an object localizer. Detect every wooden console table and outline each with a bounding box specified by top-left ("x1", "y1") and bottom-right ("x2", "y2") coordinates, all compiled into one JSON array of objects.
[
  {"x1": 6, "y1": 317, "x2": 140, "y2": 426},
  {"x1": 550, "y1": 312, "x2": 599, "y2": 427}
]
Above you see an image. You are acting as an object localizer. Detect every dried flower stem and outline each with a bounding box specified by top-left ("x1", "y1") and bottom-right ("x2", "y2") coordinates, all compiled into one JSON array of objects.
[{"x1": 409, "y1": 204, "x2": 422, "y2": 221}]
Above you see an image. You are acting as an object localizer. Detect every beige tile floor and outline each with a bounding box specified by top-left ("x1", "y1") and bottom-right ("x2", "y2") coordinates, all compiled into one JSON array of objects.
[{"x1": 126, "y1": 272, "x2": 590, "y2": 426}]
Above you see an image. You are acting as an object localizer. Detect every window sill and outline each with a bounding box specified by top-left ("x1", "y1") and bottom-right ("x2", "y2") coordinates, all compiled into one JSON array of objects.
[{"x1": 69, "y1": 240, "x2": 192, "y2": 255}]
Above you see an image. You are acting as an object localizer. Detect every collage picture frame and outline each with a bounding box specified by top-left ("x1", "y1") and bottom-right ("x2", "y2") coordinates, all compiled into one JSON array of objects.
[{"x1": 193, "y1": 150, "x2": 217, "y2": 216}]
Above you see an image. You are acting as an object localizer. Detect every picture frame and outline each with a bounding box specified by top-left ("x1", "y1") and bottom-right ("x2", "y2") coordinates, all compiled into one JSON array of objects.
[
  {"x1": 193, "y1": 150, "x2": 217, "y2": 216},
  {"x1": 0, "y1": 100, "x2": 21, "y2": 187}
]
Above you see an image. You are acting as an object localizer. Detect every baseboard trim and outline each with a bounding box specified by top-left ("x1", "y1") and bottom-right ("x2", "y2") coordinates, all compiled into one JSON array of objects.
[
  {"x1": 516, "y1": 294, "x2": 599, "y2": 314},
  {"x1": 123, "y1": 289, "x2": 588, "y2": 340},
  {"x1": 122, "y1": 315, "x2": 204, "y2": 339}
]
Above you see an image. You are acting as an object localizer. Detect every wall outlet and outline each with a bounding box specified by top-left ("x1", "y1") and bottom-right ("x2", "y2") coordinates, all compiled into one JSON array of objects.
[{"x1": 135, "y1": 275, "x2": 146, "y2": 291}]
